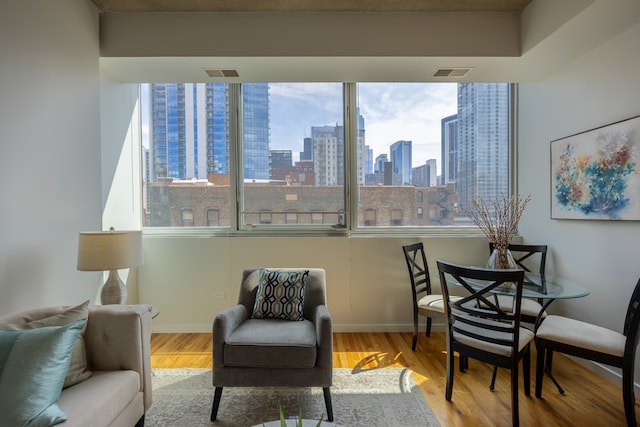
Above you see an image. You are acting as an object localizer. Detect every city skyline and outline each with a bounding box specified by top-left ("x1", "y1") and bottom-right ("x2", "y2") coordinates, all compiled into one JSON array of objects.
[{"x1": 142, "y1": 82, "x2": 458, "y2": 171}]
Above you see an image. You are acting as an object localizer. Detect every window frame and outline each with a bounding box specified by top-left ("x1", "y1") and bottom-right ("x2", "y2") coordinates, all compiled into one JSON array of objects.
[{"x1": 142, "y1": 82, "x2": 518, "y2": 238}]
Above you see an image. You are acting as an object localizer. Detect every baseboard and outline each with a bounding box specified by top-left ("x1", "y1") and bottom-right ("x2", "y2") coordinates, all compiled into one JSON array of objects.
[
  {"x1": 564, "y1": 355, "x2": 640, "y2": 395},
  {"x1": 151, "y1": 322, "x2": 447, "y2": 334},
  {"x1": 331, "y1": 323, "x2": 446, "y2": 333},
  {"x1": 152, "y1": 323, "x2": 212, "y2": 333}
]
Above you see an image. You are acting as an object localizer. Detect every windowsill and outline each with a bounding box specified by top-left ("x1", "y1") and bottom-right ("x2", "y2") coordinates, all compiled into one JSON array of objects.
[{"x1": 141, "y1": 226, "x2": 488, "y2": 239}]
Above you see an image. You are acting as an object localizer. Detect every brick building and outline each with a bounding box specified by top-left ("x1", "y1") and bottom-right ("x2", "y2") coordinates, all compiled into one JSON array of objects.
[{"x1": 148, "y1": 177, "x2": 457, "y2": 227}]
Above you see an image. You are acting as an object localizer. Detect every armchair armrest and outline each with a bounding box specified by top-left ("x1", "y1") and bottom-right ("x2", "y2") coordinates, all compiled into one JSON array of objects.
[
  {"x1": 213, "y1": 304, "x2": 249, "y2": 369},
  {"x1": 84, "y1": 304, "x2": 153, "y2": 411},
  {"x1": 314, "y1": 304, "x2": 333, "y2": 369}
]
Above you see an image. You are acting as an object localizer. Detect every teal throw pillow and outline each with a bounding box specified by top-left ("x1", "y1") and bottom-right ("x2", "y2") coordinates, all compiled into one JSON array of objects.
[
  {"x1": 0, "y1": 300, "x2": 92, "y2": 388},
  {"x1": 252, "y1": 269, "x2": 309, "y2": 321},
  {"x1": 0, "y1": 319, "x2": 86, "y2": 427}
]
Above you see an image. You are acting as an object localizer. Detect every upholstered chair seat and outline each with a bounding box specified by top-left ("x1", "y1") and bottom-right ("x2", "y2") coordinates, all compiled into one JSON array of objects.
[
  {"x1": 536, "y1": 315, "x2": 626, "y2": 357},
  {"x1": 224, "y1": 318, "x2": 318, "y2": 368}
]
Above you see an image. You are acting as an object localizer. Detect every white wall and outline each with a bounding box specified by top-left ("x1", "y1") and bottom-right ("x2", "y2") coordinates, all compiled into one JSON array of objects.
[
  {"x1": 99, "y1": 76, "x2": 143, "y2": 303},
  {"x1": 518, "y1": 21, "x2": 640, "y2": 381},
  {"x1": 139, "y1": 235, "x2": 490, "y2": 333},
  {"x1": 0, "y1": 0, "x2": 102, "y2": 314}
]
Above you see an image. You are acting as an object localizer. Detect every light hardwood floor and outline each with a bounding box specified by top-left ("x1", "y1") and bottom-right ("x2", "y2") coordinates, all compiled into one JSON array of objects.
[{"x1": 150, "y1": 332, "x2": 633, "y2": 426}]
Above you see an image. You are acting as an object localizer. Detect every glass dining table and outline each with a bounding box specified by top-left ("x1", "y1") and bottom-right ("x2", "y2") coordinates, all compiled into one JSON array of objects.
[
  {"x1": 491, "y1": 272, "x2": 591, "y2": 301},
  {"x1": 444, "y1": 271, "x2": 591, "y2": 311}
]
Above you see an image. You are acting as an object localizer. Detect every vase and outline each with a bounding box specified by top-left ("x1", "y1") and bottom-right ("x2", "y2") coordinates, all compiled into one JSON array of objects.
[{"x1": 486, "y1": 248, "x2": 517, "y2": 270}]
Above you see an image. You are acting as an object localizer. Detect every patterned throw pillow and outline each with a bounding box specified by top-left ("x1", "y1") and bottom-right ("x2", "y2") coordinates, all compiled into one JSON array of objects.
[{"x1": 252, "y1": 269, "x2": 309, "y2": 321}]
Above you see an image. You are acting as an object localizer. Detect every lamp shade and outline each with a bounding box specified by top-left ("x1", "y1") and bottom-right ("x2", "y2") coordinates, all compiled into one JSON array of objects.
[{"x1": 77, "y1": 230, "x2": 143, "y2": 271}]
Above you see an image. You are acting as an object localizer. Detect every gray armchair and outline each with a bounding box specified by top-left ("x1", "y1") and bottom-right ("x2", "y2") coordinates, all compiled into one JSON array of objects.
[{"x1": 211, "y1": 268, "x2": 333, "y2": 422}]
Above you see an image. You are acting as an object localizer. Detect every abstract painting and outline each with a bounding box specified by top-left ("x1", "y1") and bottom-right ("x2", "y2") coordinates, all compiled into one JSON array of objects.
[{"x1": 551, "y1": 116, "x2": 640, "y2": 220}]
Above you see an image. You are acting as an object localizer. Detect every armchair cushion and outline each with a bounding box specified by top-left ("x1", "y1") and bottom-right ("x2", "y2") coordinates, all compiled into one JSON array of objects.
[
  {"x1": 252, "y1": 269, "x2": 309, "y2": 321},
  {"x1": 0, "y1": 319, "x2": 86, "y2": 427},
  {"x1": 224, "y1": 319, "x2": 317, "y2": 368}
]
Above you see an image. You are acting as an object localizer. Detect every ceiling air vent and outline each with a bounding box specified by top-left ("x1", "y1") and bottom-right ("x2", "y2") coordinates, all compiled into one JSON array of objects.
[
  {"x1": 434, "y1": 68, "x2": 473, "y2": 78},
  {"x1": 205, "y1": 69, "x2": 240, "y2": 78}
]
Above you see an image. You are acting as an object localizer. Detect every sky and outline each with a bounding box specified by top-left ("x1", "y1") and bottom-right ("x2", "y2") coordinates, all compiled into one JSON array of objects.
[
  {"x1": 141, "y1": 82, "x2": 459, "y2": 170},
  {"x1": 269, "y1": 82, "x2": 458, "y2": 169}
]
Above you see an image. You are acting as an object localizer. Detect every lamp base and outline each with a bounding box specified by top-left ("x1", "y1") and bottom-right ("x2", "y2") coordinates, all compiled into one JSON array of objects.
[{"x1": 101, "y1": 269, "x2": 127, "y2": 304}]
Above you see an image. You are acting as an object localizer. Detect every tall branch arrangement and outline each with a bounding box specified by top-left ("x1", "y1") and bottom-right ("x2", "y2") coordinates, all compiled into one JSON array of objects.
[{"x1": 465, "y1": 194, "x2": 532, "y2": 251}]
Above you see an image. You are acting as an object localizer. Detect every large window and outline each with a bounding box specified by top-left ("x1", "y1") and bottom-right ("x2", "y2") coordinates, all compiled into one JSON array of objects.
[
  {"x1": 141, "y1": 82, "x2": 512, "y2": 233},
  {"x1": 240, "y1": 83, "x2": 345, "y2": 229}
]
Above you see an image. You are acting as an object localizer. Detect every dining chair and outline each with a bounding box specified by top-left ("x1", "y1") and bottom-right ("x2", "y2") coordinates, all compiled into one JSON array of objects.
[
  {"x1": 437, "y1": 260, "x2": 532, "y2": 427},
  {"x1": 535, "y1": 277, "x2": 640, "y2": 426},
  {"x1": 488, "y1": 243, "x2": 548, "y2": 324},
  {"x1": 402, "y1": 242, "x2": 461, "y2": 351},
  {"x1": 486, "y1": 243, "x2": 548, "y2": 390}
]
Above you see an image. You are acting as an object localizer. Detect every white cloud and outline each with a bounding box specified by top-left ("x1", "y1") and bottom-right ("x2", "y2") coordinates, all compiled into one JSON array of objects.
[{"x1": 269, "y1": 82, "x2": 458, "y2": 170}]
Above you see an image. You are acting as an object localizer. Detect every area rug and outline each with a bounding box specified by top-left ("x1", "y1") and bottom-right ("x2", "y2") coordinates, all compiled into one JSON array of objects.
[{"x1": 145, "y1": 368, "x2": 441, "y2": 427}]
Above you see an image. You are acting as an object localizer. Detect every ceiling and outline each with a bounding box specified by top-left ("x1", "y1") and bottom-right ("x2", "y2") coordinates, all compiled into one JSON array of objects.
[
  {"x1": 95, "y1": 1, "x2": 640, "y2": 84},
  {"x1": 90, "y1": 0, "x2": 534, "y2": 13}
]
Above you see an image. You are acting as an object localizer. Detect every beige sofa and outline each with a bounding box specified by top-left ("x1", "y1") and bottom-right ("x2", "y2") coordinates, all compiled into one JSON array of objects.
[{"x1": 0, "y1": 304, "x2": 153, "y2": 427}]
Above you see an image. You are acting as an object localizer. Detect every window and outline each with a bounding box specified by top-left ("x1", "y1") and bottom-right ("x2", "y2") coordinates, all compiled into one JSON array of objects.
[
  {"x1": 390, "y1": 209, "x2": 403, "y2": 226},
  {"x1": 207, "y1": 209, "x2": 220, "y2": 226},
  {"x1": 364, "y1": 208, "x2": 376, "y2": 226},
  {"x1": 141, "y1": 82, "x2": 512, "y2": 233},
  {"x1": 259, "y1": 209, "x2": 272, "y2": 224},
  {"x1": 181, "y1": 208, "x2": 194, "y2": 226},
  {"x1": 356, "y1": 83, "x2": 510, "y2": 227},
  {"x1": 285, "y1": 209, "x2": 298, "y2": 224},
  {"x1": 240, "y1": 83, "x2": 345, "y2": 229},
  {"x1": 311, "y1": 211, "x2": 324, "y2": 224}
]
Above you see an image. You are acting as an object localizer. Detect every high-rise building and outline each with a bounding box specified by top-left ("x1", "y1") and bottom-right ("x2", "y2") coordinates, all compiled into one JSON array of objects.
[
  {"x1": 241, "y1": 83, "x2": 270, "y2": 180},
  {"x1": 364, "y1": 146, "x2": 373, "y2": 175},
  {"x1": 374, "y1": 154, "x2": 388, "y2": 173},
  {"x1": 312, "y1": 125, "x2": 344, "y2": 186},
  {"x1": 300, "y1": 137, "x2": 313, "y2": 161},
  {"x1": 412, "y1": 159, "x2": 437, "y2": 187},
  {"x1": 456, "y1": 83, "x2": 510, "y2": 210},
  {"x1": 269, "y1": 150, "x2": 294, "y2": 182},
  {"x1": 270, "y1": 150, "x2": 292, "y2": 169},
  {"x1": 149, "y1": 83, "x2": 270, "y2": 183},
  {"x1": 390, "y1": 140, "x2": 412, "y2": 185},
  {"x1": 441, "y1": 114, "x2": 458, "y2": 184},
  {"x1": 355, "y1": 109, "x2": 366, "y2": 185},
  {"x1": 310, "y1": 113, "x2": 365, "y2": 186}
]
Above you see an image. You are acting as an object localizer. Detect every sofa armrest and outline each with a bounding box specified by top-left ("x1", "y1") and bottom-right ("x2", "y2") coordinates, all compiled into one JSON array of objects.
[
  {"x1": 314, "y1": 304, "x2": 333, "y2": 369},
  {"x1": 84, "y1": 304, "x2": 153, "y2": 412},
  {"x1": 213, "y1": 304, "x2": 249, "y2": 369}
]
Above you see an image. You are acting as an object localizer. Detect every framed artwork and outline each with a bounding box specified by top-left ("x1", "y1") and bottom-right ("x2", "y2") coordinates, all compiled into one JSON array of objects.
[{"x1": 551, "y1": 115, "x2": 640, "y2": 220}]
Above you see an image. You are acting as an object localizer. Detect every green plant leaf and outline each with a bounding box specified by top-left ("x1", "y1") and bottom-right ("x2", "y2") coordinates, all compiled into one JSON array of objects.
[{"x1": 280, "y1": 404, "x2": 287, "y2": 427}]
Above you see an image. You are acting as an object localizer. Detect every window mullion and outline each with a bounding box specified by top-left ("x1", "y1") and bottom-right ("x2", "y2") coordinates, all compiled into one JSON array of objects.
[
  {"x1": 230, "y1": 83, "x2": 241, "y2": 231},
  {"x1": 344, "y1": 82, "x2": 357, "y2": 232}
]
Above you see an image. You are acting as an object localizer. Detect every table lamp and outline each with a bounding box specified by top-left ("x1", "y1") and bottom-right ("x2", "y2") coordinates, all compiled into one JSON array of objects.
[{"x1": 77, "y1": 227, "x2": 143, "y2": 304}]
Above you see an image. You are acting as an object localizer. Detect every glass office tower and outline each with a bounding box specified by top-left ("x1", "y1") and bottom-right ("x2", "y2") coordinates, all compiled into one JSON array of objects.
[
  {"x1": 390, "y1": 140, "x2": 413, "y2": 185},
  {"x1": 456, "y1": 83, "x2": 510, "y2": 210},
  {"x1": 149, "y1": 82, "x2": 270, "y2": 182},
  {"x1": 441, "y1": 114, "x2": 458, "y2": 185}
]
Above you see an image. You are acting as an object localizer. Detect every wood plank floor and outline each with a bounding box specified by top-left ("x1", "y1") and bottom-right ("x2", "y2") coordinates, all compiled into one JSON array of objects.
[{"x1": 150, "y1": 332, "x2": 633, "y2": 426}]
